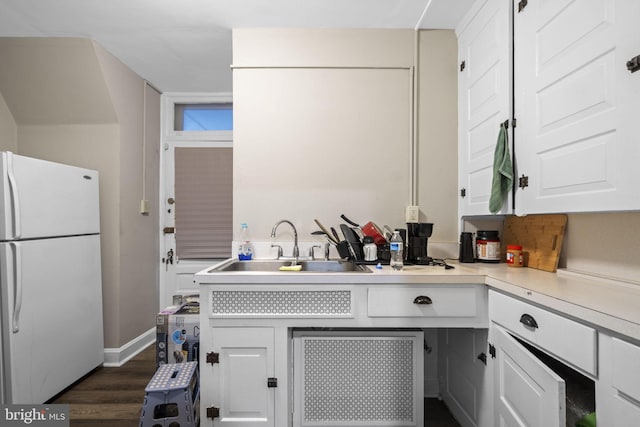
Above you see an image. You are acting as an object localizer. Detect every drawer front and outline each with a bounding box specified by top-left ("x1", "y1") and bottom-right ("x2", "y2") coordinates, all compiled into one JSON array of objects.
[
  {"x1": 489, "y1": 291, "x2": 597, "y2": 376},
  {"x1": 368, "y1": 286, "x2": 478, "y2": 318},
  {"x1": 612, "y1": 338, "x2": 640, "y2": 402}
]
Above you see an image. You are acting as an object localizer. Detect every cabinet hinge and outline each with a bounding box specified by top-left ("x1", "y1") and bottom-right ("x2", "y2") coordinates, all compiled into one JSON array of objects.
[
  {"x1": 477, "y1": 352, "x2": 487, "y2": 365},
  {"x1": 206, "y1": 406, "x2": 220, "y2": 419},
  {"x1": 460, "y1": 188, "x2": 466, "y2": 198},
  {"x1": 518, "y1": 175, "x2": 529, "y2": 189},
  {"x1": 460, "y1": 60, "x2": 466, "y2": 72},
  {"x1": 512, "y1": 117, "x2": 517, "y2": 128},
  {"x1": 627, "y1": 55, "x2": 640, "y2": 73},
  {"x1": 206, "y1": 352, "x2": 219, "y2": 365},
  {"x1": 489, "y1": 344, "x2": 496, "y2": 359},
  {"x1": 518, "y1": 0, "x2": 528, "y2": 12},
  {"x1": 267, "y1": 377, "x2": 278, "y2": 388}
]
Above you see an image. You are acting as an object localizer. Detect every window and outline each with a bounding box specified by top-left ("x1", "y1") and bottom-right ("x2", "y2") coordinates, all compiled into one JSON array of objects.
[{"x1": 174, "y1": 103, "x2": 233, "y2": 131}]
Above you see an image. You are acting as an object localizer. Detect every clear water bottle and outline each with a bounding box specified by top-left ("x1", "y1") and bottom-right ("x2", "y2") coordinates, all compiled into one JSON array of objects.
[
  {"x1": 389, "y1": 230, "x2": 404, "y2": 270},
  {"x1": 238, "y1": 223, "x2": 254, "y2": 260}
]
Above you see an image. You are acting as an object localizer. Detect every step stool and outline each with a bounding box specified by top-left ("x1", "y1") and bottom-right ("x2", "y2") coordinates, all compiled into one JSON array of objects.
[{"x1": 140, "y1": 361, "x2": 200, "y2": 427}]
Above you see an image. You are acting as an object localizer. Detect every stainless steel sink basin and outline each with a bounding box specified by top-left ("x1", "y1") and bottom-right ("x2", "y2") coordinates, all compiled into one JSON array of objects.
[{"x1": 210, "y1": 259, "x2": 371, "y2": 273}]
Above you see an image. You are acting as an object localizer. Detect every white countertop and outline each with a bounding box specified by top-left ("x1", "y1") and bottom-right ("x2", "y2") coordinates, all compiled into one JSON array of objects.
[
  {"x1": 196, "y1": 259, "x2": 640, "y2": 342},
  {"x1": 466, "y1": 262, "x2": 640, "y2": 342}
]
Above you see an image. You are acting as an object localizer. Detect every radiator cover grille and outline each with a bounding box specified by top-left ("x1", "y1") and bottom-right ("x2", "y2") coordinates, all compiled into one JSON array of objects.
[{"x1": 299, "y1": 335, "x2": 416, "y2": 424}]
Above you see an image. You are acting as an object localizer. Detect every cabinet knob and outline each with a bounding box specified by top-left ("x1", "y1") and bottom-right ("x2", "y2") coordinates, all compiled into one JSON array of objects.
[
  {"x1": 413, "y1": 295, "x2": 433, "y2": 305},
  {"x1": 519, "y1": 313, "x2": 538, "y2": 329}
]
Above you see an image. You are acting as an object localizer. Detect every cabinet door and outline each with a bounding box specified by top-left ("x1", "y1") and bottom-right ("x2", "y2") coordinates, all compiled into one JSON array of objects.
[
  {"x1": 438, "y1": 328, "x2": 493, "y2": 427},
  {"x1": 513, "y1": 0, "x2": 640, "y2": 214},
  {"x1": 598, "y1": 333, "x2": 640, "y2": 426},
  {"x1": 207, "y1": 328, "x2": 275, "y2": 427},
  {"x1": 457, "y1": 0, "x2": 513, "y2": 216},
  {"x1": 491, "y1": 325, "x2": 565, "y2": 427}
]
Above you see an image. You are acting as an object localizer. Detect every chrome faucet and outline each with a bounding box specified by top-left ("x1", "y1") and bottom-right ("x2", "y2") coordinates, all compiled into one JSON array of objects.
[{"x1": 270, "y1": 220, "x2": 299, "y2": 259}]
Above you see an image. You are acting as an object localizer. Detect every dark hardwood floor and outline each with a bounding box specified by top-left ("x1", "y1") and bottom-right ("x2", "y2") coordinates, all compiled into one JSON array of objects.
[
  {"x1": 425, "y1": 399, "x2": 462, "y2": 427},
  {"x1": 49, "y1": 344, "x2": 460, "y2": 427},
  {"x1": 49, "y1": 344, "x2": 156, "y2": 427}
]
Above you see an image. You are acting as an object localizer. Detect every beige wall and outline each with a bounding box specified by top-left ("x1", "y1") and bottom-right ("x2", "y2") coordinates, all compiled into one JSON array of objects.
[
  {"x1": 0, "y1": 91, "x2": 17, "y2": 152},
  {"x1": 562, "y1": 212, "x2": 640, "y2": 284},
  {"x1": 233, "y1": 28, "x2": 415, "y2": 68},
  {"x1": 232, "y1": 28, "x2": 459, "y2": 247},
  {"x1": 0, "y1": 38, "x2": 117, "y2": 125},
  {"x1": 94, "y1": 42, "x2": 160, "y2": 347},
  {"x1": 416, "y1": 30, "x2": 459, "y2": 246},
  {"x1": 0, "y1": 38, "x2": 159, "y2": 350}
]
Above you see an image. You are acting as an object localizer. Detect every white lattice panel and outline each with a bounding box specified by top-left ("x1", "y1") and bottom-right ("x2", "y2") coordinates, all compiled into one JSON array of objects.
[
  {"x1": 294, "y1": 331, "x2": 423, "y2": 426},
  {"x1": 209, "y1": 290, "x2": 352, "y2": 316}
]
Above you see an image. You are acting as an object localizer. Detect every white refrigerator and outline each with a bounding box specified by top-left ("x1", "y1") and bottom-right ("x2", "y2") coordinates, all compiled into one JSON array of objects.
[{"x1": 0, "y1": 151, "x2": 104, "y2": 404}]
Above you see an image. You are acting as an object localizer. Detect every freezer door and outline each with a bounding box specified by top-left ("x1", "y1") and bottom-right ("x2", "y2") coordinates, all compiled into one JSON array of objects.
[
  {"x1": 0, "y1": 235, "x2": 104, "y2": 404},
  {"x1": 0, "y1": 152, "x2": 100, "y2": 240}
]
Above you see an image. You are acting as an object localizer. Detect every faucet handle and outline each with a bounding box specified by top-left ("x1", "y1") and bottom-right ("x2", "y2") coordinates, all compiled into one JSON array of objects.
[
  {"x1": 271, "y1": 244, "x2": 283, "y2": 259},
  {"x1": 309, "y1": 245, "x2": 321, "y2": 260}
]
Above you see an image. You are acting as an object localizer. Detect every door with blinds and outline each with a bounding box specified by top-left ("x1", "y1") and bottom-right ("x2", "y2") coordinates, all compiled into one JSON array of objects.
[{"x1": 160, "y1": 95, "x2": 233, "y2": 309}]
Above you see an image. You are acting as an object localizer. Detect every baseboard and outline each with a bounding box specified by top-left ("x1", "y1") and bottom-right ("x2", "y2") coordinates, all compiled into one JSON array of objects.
[{"x1": 103, "y1": 327, "x2": 156, "y2": 367}]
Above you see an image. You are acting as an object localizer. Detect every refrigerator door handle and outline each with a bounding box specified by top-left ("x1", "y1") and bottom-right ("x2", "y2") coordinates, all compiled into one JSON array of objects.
[
  {"x1": 6, "y1": 152, "x2": 22, "y2": 239},
  {"x1": 10, "y1": 242, "x2": 22, "y2": 333}
]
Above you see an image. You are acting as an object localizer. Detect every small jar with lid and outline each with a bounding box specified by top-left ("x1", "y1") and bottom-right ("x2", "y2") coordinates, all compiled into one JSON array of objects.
[
  {"x1": 476, "y1": 230, "x2": 500, "y2": 263},
  {"x1": 363, "y1": 236, "x2": 378, "y2": 262},
  {"x1": 506, "y1": 245, "x2": 524, "y2": 267}
]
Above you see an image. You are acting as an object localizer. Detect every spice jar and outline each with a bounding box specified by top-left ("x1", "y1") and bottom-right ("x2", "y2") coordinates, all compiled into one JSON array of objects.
[
  {"x1": 476, "y1": 230, "x2": 500, "y2": 263},
  {"x1": 506, "y1": 245, "x2": 523, "y2": 267}
]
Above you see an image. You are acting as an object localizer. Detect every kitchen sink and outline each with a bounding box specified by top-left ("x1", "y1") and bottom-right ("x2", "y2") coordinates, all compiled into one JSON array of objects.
[{"x1": 210, "y1": 259, "x2": 371, "y2": 273}]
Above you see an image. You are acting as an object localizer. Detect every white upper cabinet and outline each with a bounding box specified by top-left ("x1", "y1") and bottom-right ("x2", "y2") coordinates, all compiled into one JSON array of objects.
[
  {"x1": 457, "y1": 0, "x2": 513, "y2": 216},
  {"x1": 458, "y1": 0, "x2": 640, "y2": 216},
  {"x1": 513, "y1": 0, "x2": 640, "y2": 214}
]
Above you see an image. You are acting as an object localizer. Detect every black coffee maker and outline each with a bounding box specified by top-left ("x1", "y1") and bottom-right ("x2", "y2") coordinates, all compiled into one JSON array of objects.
[{"x1": 406, "y1": 223, "x2": 433, "y2": 264}]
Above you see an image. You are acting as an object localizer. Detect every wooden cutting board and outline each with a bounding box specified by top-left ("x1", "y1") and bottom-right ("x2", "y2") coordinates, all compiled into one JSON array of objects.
[{"x1": 501, "y1": 214, "x2": 568, "y2": 272}]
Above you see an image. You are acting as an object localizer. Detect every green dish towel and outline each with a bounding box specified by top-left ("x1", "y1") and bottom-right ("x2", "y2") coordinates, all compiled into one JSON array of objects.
[
  {"x1": 575, "y1": 412, "x2": 596, "y2": 427},
  {"x1": 489, "y1": 123, "x2": 514, "y2": 214}
]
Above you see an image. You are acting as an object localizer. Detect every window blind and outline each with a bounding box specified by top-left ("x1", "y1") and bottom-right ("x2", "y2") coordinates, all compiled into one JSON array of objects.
[{"x1": 174, "y1": 147, "x2": 233, "y2": 259}]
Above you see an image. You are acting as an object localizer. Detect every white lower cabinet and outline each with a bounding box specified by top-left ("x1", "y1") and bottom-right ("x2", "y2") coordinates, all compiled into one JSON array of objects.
[
  {"x1": 598, "y1": 332, "x2": 640, "y2": 426},
  {"x1": 198, "y1": 282, "x2": 488, "y2": 427},
  {"x1": 437, "y1": 290, "x2": 640, "y2": 427},
  {"x1": 199, "y1": 283, "x2": 640, "y2": 427},
  {"x1": 491, "y1": 324, "x2": 569, "y2": 427},
  {"x1": 489, "y1": 290, "x2": 597, "y2": 377},
  {"x1": 438, "y1": 328, "x2": 493, "y2": 427},
  {"x1": 487, "y1": 290, "x2": 597, "y2": 427},
  {"x1": 203, "y1": 327, "x2": 276, "y2": 426}
]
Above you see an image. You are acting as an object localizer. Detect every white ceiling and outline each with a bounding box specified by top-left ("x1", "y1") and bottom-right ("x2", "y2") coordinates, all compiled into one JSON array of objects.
[{"x1": 0, "y1": 0, "x2": 473, "y2": 93}]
